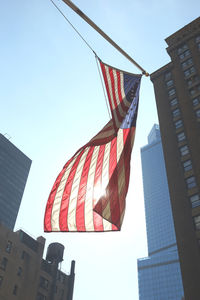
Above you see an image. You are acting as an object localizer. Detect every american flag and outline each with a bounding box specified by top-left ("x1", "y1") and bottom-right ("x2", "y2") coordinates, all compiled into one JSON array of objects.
[{"x1": 44, "y1": 59, "x2": 141, "y2": 232}]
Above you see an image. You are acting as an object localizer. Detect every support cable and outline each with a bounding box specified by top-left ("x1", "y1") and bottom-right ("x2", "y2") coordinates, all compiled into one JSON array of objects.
[
  {"x1": 95, "y1": 55, "x2": 111, "y2": 119},
  {"x1": 49, "y1": 0, "x2": 97, "y2": 56}
]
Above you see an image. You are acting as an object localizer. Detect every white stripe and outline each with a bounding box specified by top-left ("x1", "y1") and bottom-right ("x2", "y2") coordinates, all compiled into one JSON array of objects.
[
  {"x1": 120, "y1": 72, "x2": 131, "y2": 107},
  {"x1": 67, "y1": 147, "x2": 90, "y2": 231},
  {"x1": 84, "y1": 146, "x2": 100, "y2": 231},
  {"x1": 117, "y1": 129, "x2": 126, "y2": 219},
  {"x1": 51, "y1": 150, "x2": 81, "y2": 231},
  {"x1": 101, "y1": 142, "x2": 112, "y2": 231},
  {"x1": 105, "y1": 66, "x2": 121, "y2": 128},
  {"x1": 113, "y1": 69, "x2": 126, "y2": 118}
]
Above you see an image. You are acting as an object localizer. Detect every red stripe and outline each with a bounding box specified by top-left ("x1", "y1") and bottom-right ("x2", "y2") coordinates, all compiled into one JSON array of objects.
[
  {"x1": 92, "y1": 144, "x2": 105, "y2": 231},
  {"x1": 100, "y1": 62, "x2": 118, "y2": 133},
  {"x1": 109, "y1": 68, "x2": 124, "y2": 124},
  {"x1": 117, "y1": 70, "x2": 128, "y2": 113},
  {"x1": 59, "y1": 149, "x2": 85, "y2": 231},
  {"x1": 44, "y1": 155, "x2": 77, "y2": 232},
  {"x1": 107, "y1": 136, "x2": 120, "y2": 228},
  {"x1": 76, "y1": 147, "x2": 95, "y2": 231}
]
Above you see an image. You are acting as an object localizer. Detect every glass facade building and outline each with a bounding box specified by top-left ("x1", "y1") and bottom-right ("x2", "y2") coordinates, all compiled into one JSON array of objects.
[
  {"x1": 137, "y1": 125, "x2": 184, "y2": 300},
  {"x1": 0, "y1": 134, "x2": 31, "y2": 229}
]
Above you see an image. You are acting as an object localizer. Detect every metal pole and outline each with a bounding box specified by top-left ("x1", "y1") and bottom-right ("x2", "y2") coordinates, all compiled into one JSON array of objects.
[{"x1": 61, "y1": 0, "x2": 149, "y2": 76}]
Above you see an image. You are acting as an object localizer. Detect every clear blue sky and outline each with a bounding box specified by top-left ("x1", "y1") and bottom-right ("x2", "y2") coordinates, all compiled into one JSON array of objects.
[{"x1": 1, "y1": 1, "x2": 200, "y2": 299}]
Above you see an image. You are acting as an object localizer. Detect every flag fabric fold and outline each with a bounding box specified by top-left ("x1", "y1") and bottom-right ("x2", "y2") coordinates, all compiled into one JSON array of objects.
[{"x1": 44, "y1": 59, "x2": 141, "y2": 232}]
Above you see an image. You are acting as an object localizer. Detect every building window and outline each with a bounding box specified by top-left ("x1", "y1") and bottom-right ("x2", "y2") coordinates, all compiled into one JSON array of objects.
[
  {"x1": 179, "y1": 49, "x2": 190, "y2": 60},
  {"x1": 13, "y1": 285, "x2": 18, "y2": 295},
  {"x1": 21, "y1": 251, "x2": 29, "y2": 260},
  {"x1": 186, "y1": 176, "x2": 196, "y2": 189},
  {"x1": 190, "y1": 85, "x2": 200, "y2": 96},
  {"x1": 6, "y1": 241, "x2": 12, "y2": 253},
  {"x1": 37, "y1": 293, "x2": 47, "y2": 300},
  {"x1": 192, "y1": 97, "x2": 200, "y2": 107},
  {"x1": 184, "y1": 66, "x2": 196, "y2": 77},
  {"x1": 195, "y1": 35, "x2": 200, "y2": 43},
  {"x1": 0, "y1": 258, "x2": 8, "y2": 271},
  {"x1": 39, "y1": 276, "x2": 49, "y2": 290},
  {"x1": 17, "y1": 267, "x2": 22, "y2": 276},
  {"x1": 172, "y1": 108, "x2": 180, "y2": 118},
  {"x1": 164, "y1": 72, "x2": 171, "y2": 80},
  {"x1": 174, "y1": 119, "x2": 183, "y2": 129},
  {"x1": 196, "y1": 109, "x2": 200, "y2": 118},
  {"x1": 190, "y1": 194, "x2": 200, "y2": 208},
  {"x1": 168, "y1": 88, "x2": 176, "y2": 97},
  {"x1": 177, "y1": 132, "x2": 186, "y2": 142},
  {"x1": 194, "y1": 215, "x2": 200, "y2": 230},
  {"x1": 181, "y1": 58, "x2": 193, "y2": 69},
  {"x1": 177, "y1": 44, "x2": 188, "y2": 54},
  {"x1": 0, "y1": 276, "x2": 3, "y2": 287},
  {"x1": 170, "y1": 98, "x2": 178, "y2": 107},
  {"x1": 180, "y1": 145, "x2": 189, "y2": 156},
  {"x1": 166, "y1": 79, "x2": 173, "y2": 88},
  {"x1": 187, "y1": 75, "x2": 200, "y2": 87},
  {"x1": 183, "y1": 159, "x2": 192, "y2": 172}
]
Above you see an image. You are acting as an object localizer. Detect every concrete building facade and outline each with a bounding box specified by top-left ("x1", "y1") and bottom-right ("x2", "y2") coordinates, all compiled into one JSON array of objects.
[
  {"x1": 151, "y1": 17, "x2": 200, "y2": 300},
  {"x1": 0, "y1": 134, "x2": 31, "y2": 229},
  {"x1": 0, "y1": 223, "x2": 75, "y2": 300},
  {"x1": 137, "y1": 124, "x2": 184, "y2": 300}
]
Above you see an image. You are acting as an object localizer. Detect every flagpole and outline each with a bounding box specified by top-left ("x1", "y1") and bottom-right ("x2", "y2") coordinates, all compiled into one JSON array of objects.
[{"x1": 61, "y1": 0, "x2": 149, "y2": 76}]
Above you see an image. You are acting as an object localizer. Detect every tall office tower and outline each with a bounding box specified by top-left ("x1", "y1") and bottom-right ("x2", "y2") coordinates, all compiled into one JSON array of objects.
[
  {"x1": 150, "y1": 17, "x2": 200, "y2": 300},
  {"x1": 0, "y1": 133, "x2": 31, "y2": 230},
  {"x1": 137, "y1": 124, "x2": 184, "y2": 300},
  {"x1": 0, "y1": 223, "x2": 75, "y2": 300}
]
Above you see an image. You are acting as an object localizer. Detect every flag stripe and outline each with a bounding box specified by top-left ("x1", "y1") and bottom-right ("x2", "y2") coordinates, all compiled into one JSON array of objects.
[
  {"x1": 84, "y1": 146, "x2": 100, "y2": 231},
  {"x1": 59, "y1": 150, "x2": 85, "y2": 231},
  {"x1": 75, "y1": 147, "x2": 95, "y2": 231}
]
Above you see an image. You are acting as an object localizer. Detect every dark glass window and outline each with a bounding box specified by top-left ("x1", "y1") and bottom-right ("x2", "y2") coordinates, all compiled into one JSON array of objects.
[
  {"x1": 196, "y1": 109, "x2": 200, "y2": 118},
  {"x1": 168, "y1": 88, "x2": 176, "y2": 97},
  {"x1": 181, "y1": 58, "x2": 193, "y2": 69},
  {"x1": 170, "y1": 98, "x2": 178, "y2": 107},
  {"x1": 39, "y1": 276, "x2": 49, "y2": 290},
  {"x1": 194, "y1": 215, "x2": 200, "y2": 230},
  {"x1": 21, "y1": 250, "x2": 28, "y2": 260},
  {"x1": 192, "y1": 97, "x2": 200, "y2": 107},
  {"x1": 175, "y1": 119, "x2": 183, "y2": 129},
  {"x1": 0, "y1": 258, "x2": 8, "y2": 271},
  {"x1": 179, "y1": 49, "x2": 190, "y2": 60},
  {"x1": 164, "y1": 72, "x2": 171, "y2": 80},
  {"x1": 17, "y1": 267, "x2": 22, "y2": 276},
  {"x1": 186, "y1": 176, "x2": 196, "y2": 189},
  {"x1": 172, "y1": 108, "x2": 180, "y2": 118},
  {"x1": 177, "y1": 132, "x2": 186, "y2": 142},
  {"x1": 0, "y1": 276, "x2": 3, "y2": 287},
  {"x1": 180, "y1": 145, "x2": 189, "y2": 156},
  {"x1": 183, "y1": 160, "x2": 192, "y2": 172},
  {"x1": 13, "y1": 285, "x2": 18, "y2": 295},
  {"x1": 6, "y1": 241, "x2": 12, "y2": 253},
  {"x1": 190, "y1": 194, "x2": 200, "y2": 208},
  {"x1": 184, "y1": 66, "x2": 196, "y2": 77},
  {"x1": 196, "y1": 35, "x2": 200, "y2": 43},
  {"x1": 177, "y1": 44, "x2": 188, "y2": 54},
  {"x1": 166, "y1": 79, "x2": 173, "y2": 88},
  {"x1": 37, "y1": 293, "x2": 47, "y2": 300}
]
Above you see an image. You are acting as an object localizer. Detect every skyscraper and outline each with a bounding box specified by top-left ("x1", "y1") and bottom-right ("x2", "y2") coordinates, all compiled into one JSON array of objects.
[
  {"x1": 0, "y1": 133, "x2": 31, "y2": 230},
  {"x1": 137, "y1": 124, "x2": 184, "y2": 300},
  {"x1": 151, "y1": 17, "x2": 200, "y2": 299}
]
